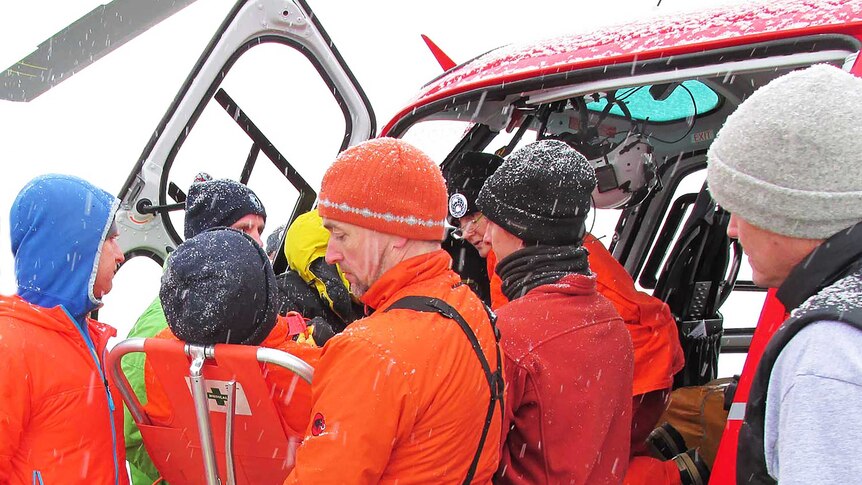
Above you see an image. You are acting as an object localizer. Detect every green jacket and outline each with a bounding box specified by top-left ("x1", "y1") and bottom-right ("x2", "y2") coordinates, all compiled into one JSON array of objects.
[{"x1": 122, "y1": 296, "x2": 169, "y2": 485}]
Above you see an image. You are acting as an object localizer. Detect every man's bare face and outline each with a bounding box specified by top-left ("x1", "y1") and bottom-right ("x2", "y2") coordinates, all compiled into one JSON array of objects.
[
  {"x1": 323, "y1": 219, "x2": 391, "y2": 298},
  {"x1": 727, "y1": 214, "x2": 822, "y2": 288},
  {"x1": 457, "y1": 212, "x2": 491, "y2": 258},
  {"x1": 93, "y1": 226, "x2": 125, "y2": 299},
  {"x1": 483, "y1": 219, "x2": 524, "y2": 262},
  {"x1": 231, "y1": 214, "x2": 266, "y2": 246}
]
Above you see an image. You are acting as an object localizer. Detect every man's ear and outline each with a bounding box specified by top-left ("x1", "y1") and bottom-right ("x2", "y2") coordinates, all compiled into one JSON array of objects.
[{"x1": 391, "y1": 235, "x2": 409, "y2": 250}]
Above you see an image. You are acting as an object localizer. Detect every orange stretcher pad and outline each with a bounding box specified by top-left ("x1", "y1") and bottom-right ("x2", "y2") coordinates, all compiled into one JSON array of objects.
[{"x1": 109, "y1": 338, "x2": 313, "y2": 485}]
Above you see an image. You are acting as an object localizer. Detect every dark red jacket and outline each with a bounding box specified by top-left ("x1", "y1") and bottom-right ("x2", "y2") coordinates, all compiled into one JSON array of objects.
[{"x1": 496, "y1": 274, "x2": 634, "y2": 485}]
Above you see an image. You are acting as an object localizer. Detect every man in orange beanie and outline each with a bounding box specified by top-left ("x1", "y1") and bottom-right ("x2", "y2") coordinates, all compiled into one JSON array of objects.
[{"x1": 285, "y1": 138, "x2": 503, "y2": 484}]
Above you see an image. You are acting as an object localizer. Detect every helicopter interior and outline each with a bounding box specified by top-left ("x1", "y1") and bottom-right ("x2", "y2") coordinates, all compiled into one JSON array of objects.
[{"x1": 393, "y1": 40, "x2": 856, "y2": 383}]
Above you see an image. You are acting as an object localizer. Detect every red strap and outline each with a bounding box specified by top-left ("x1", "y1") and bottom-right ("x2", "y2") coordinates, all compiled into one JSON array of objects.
[
  {"x1": 711, "y1": 288, "x2": 786, "y2": 483},
  {"x1": 850, "y1": 53, "x2": 862, "y2": 78},
  {"x1": 284, "y1": 311, "x2": 308, "y2": 337}
]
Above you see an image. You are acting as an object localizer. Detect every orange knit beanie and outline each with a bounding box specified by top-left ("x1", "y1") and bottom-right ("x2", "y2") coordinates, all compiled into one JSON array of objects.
[{"x1": 318, "y1": 138, "x2": 448, "y2": 241}]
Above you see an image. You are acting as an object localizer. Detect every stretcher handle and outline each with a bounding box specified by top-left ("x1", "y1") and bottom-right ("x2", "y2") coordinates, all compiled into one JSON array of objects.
[
  {"x1": 253, "y1": 347, "x2": 314, "y2": 384},
  {"x1": 106, "y1": 338, "x2": 151, "y2": 425},
  {"x1": 225, "y1": 380, "x2": 237, "y2": 485},
  {"x1": 188, "y1": 345, "x2": 221, "y2": 485}
]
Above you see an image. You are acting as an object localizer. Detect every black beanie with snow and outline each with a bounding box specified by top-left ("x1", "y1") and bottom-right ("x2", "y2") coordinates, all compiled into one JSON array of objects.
[
  {"x1": 476, "y1": 139, "x2": 596, "y2": 246},
  {"x1": 160, "y1": 227, "x2": 277, "y2": 346},
  {"x1": 444, "y1": 152, "x2": 504, "y2": 225},
  {"x1": 184, "y1": 177, "x2": 267, "y2": 240}
]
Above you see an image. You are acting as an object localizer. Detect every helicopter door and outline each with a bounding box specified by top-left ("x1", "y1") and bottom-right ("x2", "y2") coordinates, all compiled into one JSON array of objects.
[{"x1": 115, "y1": 0, "x2": 376, "y2": 266}]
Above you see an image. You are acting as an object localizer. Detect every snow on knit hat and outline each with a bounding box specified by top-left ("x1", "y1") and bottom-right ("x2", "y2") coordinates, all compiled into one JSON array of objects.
[
  {"x1": 707, "y1": 64, "x2": 862, "y2": 240},
  {"x1": 160, "y1": 227, "x2": 277, "y2": 346},
  {"x1": 444, "y1": 152, "x2": 505, "y2": 225},
  {"x1": 476, "y1": 139, "x2": 596, "y2": 245},
  {"x1": 318, "y1": 138, "x2": 448, "y2": 241},
  {"x1": 184, "y1": 175, "x2": 267, "y2": 240},
  {"x1": 265, "y1": 223, "x2": 286, "y2": 256}
]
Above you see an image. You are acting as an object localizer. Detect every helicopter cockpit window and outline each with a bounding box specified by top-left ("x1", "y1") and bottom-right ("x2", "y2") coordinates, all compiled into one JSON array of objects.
[
  {"x1": 163, "y1": 41, "x2": 346, "y2": 242},
  {"x1": 585, "y1": 80, "x2": 721, "y2": 122}
]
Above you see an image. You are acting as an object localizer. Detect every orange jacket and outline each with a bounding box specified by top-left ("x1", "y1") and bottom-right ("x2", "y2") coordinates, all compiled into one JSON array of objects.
[
  {"x1": 583, "y1": 234, "x2": 684, "y2": 396},
  {"x1": 144, "y1": 316, "x2": 320, "y2": 438},
  {"x1": 286, "y1": 250, "x2": 502, "y2": 484},
  {"x1": 487, "y1": 250, "x2": 508, "y2": 310},
  {"x1": 0, "y1": 295, "x2": 128, "y2": 485}
]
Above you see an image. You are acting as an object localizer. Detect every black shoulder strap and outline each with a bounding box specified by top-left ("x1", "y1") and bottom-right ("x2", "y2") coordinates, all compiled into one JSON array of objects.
[{"x1": 385, "y1": 296, "x2": 503, "y2": 485}]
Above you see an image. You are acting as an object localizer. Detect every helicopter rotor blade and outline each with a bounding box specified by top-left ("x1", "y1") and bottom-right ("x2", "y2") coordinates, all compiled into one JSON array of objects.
[{"x1": 1, "y1": 0, "x2": 197, "y2": 102}]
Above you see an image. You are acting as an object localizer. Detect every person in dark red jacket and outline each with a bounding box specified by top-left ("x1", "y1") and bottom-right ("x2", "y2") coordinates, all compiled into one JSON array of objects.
[
  {"x1": 445, "y1": 151, "x2": 684, "y2": 481},
  {"x1": 477, "y1": 140, "x2": 634, "y2": 484}
]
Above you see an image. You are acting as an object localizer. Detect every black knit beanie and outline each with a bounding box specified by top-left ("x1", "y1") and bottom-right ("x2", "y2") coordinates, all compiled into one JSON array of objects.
[
  {"x1": 476, "y1": 139, "x2": 596, "y2": 245},
  {"x1": 444, "y1": 152, "x2": 504, "y2": 225},
  {"x1": 160, "y1": 227, "x2": 277, "y2": 345},
  {"x1": 265, "y1": 224, "x2": 286, "y2": 256},
  {"x1": 184, "y1": 177, "x2": 267, "y2": 240}
]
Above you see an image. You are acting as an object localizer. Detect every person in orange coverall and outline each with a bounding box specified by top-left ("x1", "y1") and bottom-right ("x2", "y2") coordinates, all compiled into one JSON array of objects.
[
  {"x1": 0, "y1": 174, "x2": 129, "y2": 484},
  {"x1": 286, "y1": 138, "x2": 503, "y2": 484}
]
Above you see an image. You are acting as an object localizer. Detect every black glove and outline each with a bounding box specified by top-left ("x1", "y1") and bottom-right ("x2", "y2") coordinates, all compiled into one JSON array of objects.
[
  {"x1": 308, "y1": 258, "x2": 363, "y2": 326},
  {"x1": 310, "y1": 317, "x2": 338, "y2": 346},
  {"x1": 275, "y1": 270, "x2": 336, "y2": 321}
]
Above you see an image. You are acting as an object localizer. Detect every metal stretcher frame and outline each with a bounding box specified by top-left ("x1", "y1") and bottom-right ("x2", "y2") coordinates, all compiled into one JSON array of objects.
[{"x1": 107, "y1": 338, "x2": 314, "y2": 485}]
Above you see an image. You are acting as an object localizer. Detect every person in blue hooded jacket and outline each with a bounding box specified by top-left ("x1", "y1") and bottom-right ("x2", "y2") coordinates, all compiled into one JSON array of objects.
[{"x1": 0, "y1": 174, "x2": 129, "y2": 484}]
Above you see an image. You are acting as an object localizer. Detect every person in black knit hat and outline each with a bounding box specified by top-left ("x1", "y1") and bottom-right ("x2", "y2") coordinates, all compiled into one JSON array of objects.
[
  {"x1": 184, "y1": 173, "x2": 267, "y2": 244},
  {"x1": 123, "y1": 174, "x2": 270, "y2": 484},
  {"x1": 477, "y1": 139, "x2": 635, "y2": 484},
  {"x1": 477, "y1": 141, "x2": 594, "y2": 247},
  {"x1": 145, "y1": 227, "x2": 320, "y2": 445},
  {"x1": 443, "y1": 152, "x2": 504, "y2": 307},
  {"x1": 160, "y1": 227, "x2": 277, "y2": 345},
  {"x1": 480, "y1": 141, "x2": 689, "y2": 483}
]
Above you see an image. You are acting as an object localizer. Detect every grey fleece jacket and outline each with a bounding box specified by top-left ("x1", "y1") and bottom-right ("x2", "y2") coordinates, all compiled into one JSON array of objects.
[{"x1": 765, "y1": 320, "x2": 862, "y2": 483}]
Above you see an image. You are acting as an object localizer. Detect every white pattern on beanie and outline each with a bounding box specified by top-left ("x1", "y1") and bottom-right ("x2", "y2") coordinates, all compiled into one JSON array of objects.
[{"x1": 707, "y1": 64, "x2": 862, "y2": 239}]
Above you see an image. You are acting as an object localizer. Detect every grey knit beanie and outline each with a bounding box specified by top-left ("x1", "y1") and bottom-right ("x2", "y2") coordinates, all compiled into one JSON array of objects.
[{"x1": 707, "y1": 64, "x2": 862, "y2": 239}]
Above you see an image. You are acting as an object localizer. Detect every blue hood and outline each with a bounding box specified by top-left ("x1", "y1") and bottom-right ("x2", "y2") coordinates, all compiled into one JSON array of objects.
[{"x1": 10, "y1": 174, "x2": 119, "y2": 321}]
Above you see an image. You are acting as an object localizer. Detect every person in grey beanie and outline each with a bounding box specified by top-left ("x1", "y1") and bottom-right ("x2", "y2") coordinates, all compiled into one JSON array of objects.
[
  {"x1": 706, "y1": 64, "x2": 862, "y2": 484},
  {"x1": 477, "y1": 139, "x2": 634, "y2": 483}
]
